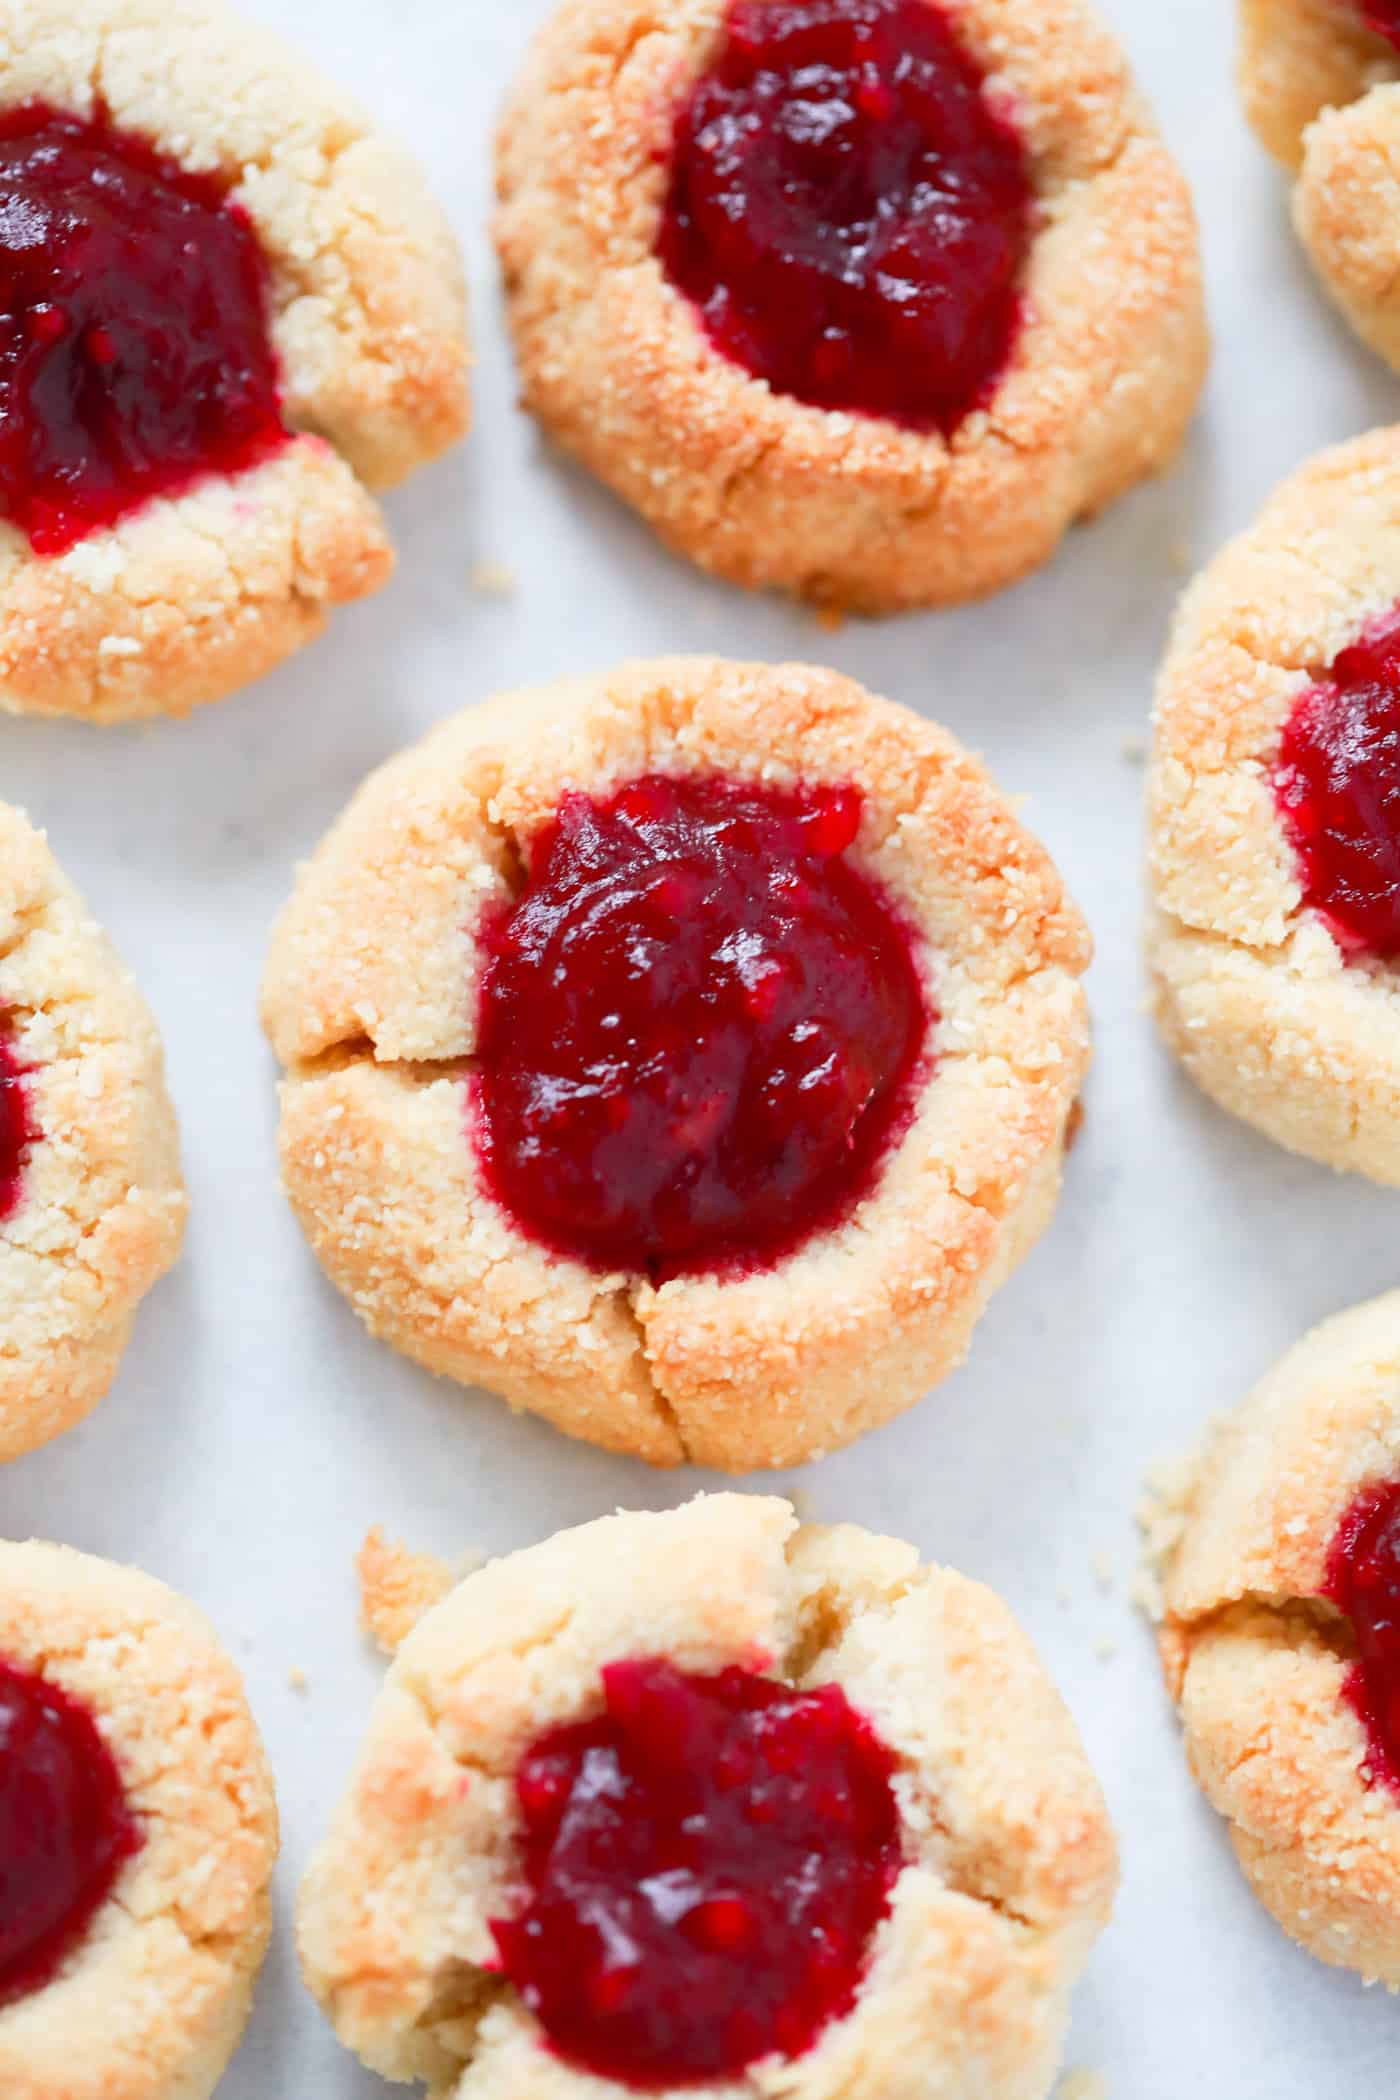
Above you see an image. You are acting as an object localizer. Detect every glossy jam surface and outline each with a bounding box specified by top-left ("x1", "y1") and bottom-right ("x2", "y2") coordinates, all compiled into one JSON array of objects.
[
  {"x1": 1274, "y1": 605, "x2": 1400, "y2": 961},
  {"x1": 657, "y1": 0, "x2": 1032, "y2": 432},
  {"x1": 1326, "y1": 1480, "x2": 1400, "y2": 1796},
  {"x1": 0, "y1": 1658, "x2": 141, "y2": 2003},
  {"x1": 0, "y1": 1030, "x2": 32, "y2": 1225},
  {"x1": 1362, "y1": 4, "x2": 1400, "y2": 50},
  {"x1": 0, "y1": 104, "x2": 286, "y2": 555},
  {"x1": 490, "y1": 1660, "x2": 902, "y2": 2087},
  {"x1": 473, "y1": 772, "x2": 929, "y2": 1280}
]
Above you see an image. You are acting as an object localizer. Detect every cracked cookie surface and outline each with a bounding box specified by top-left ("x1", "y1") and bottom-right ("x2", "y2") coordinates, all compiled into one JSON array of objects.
[
  {"x1": 0, "y1": 801, "x2": 185, "y2": 1459},
  {"x1": 0, "y1": 0, "x2": 470, "y2": 723},
  {"x1": 0, "y1": 1538, "x2": 278, "y2": 2100},
  {"x1": 495, "y1": 0, "x2": 1205, "y2": 614},
  {"x1": 1149, "y1": 1291, "x2": 1400, "y2": 1983},
  {"x1": 260, "y1": 656, "x2": 1090, "y2": 1471},
  {"x1": 1146, "y1": 426, "x2": 1400, "y2": 1182},
  {"x1": 298, "y1": 1494, "x2": 1117, "y2": 2100},
  {"x1": 1237, "y1": 0, "x2": 1400, "y2": 375}
]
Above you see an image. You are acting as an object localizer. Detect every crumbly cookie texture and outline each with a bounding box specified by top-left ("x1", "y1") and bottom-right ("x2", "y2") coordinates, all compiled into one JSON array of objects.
[
  {"x1": 1146, "y1": 425, "x2": 1400, "y2": 1182},
  {"x1": 358, "y1": 1528, "x2": 459, "y2": 1657},
  {"x1": 0, "y1": 0, "x2": 471, "y2": 722},
  {"x1": 1150, "y1": 1292, "x2": 1400, "y2": 1984},
  {"x1": 495, "y1": 0, "x2": 1206, "y2": 615},
  {"x1": 299, "y1": 1495, "x2": 1117, "y2": 2100},
  {"x1": 261, "y1": 656, "x2": 1091, "y2": 1471},
  {"x1": 0, "y1": 802, "x2": 185, "y2": 1460},
  {"x1": 0, "y1": 1539, "x2": 279, "y2": 2100},
  {"x1": 1238, "y1": 0, "x2": 1400, "y2": 370}
]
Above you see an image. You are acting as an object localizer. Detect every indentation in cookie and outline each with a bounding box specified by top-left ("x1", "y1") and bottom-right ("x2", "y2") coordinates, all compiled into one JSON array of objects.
[
  {"x1": 1275, "y1": 603, "x2": 1400, "y2": 960},
  {"x1": 0, "y1": 1024, "x2": 34, "y2": 1224},
  {"x1": 487, "y1": 1656, "x2": 902, "y2": 2087},
  {"x1": 471, "y1": 770, "x2": 931, "y2": 1280},
  {"x1": 1327, "y1": 1477, "x2": 1400, "y2": 1796},
  {"x1": 657, "y1": 0, "x2": 1030, "y2": 432},
  {"x1": 0, "y1": 104, "x2": 288, "y2": 555},
  {"x1": 0, "y1": 1656, "x2": 142, "y2": 2004}
]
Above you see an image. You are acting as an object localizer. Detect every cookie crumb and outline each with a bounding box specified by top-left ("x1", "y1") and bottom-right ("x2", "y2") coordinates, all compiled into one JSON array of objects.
[
  {"x1": 1093, "y1": 1635, "x2": 1118, "y2": 1664},
  {"x1": 469, "y1": 559, "x2": 516, "y2": 597},
  {"x1": 287, "y1": 1666, "x2": 309, "y2": 1694},
  {"x1": 1091, "y1": 1548, "x2": 1115, "y2": 1595},
  {"x1": 358, "y1": 1527, "x2": 460, "y2": 1655},
  {"x1": 812, "y1": 604, "x2": 846, "y2": 634},
  {"x1": 1059, "y1": 2071, "x2": 1107, "y2": 2100},
  {"x1": 1134, "y1": 1449, "x2": 1202, "y2": 1621}
]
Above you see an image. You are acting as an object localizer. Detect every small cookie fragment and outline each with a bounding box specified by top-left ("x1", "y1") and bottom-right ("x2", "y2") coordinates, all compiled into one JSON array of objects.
[
  {"x1": 300, "y1": 1494, "x2": 1116, "y2": 2099},
  {"x1": 1058, "y1": 2073, "x2": 1107, "y2": 2100},
  {"x1": 1152, "y1": 1290, "x2": 1400, "y2": 1982},
  {"x1": 357, "y1": 1528, "x2": 457, "y2": 1656}
]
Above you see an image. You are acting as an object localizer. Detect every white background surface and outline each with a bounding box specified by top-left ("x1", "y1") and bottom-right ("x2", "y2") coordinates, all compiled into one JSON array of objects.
[{"x1": 1, "y1": 0, "x2": 1396, "y2": 2092}]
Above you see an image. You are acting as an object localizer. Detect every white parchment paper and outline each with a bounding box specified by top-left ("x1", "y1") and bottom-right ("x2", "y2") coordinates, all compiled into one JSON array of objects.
[{"x1": 2, "y1": 1, "x2": 1396, "y2": 2091}]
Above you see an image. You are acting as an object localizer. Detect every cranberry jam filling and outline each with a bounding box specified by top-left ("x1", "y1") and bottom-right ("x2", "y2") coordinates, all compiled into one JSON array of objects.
[
  {"x1": 1326, "y1": 1480, "x2": 1400, "y2": 1796},
  {"x1": 0, "y1": 103, "x2": 287, "y2": 556},
  {"x1": 1274, "y1": 604, "x2": 1400, "y2": 961},
  {"x1": 0, "y1": 1028, "x2": 32, "y2": 1226},
  {"x1": 1362, "y1": 4, "x2": 1400, "y2": 50},
  {"x1": 472, "y1": 771, "x2": 930, "y2": 1281},
  {"x1": 0, "y1": 1658, "x2": 141, "y2": 2004},
  {"x1": 657, "y1": 0, "x2": 1032, "y2": 432},
  {"x1": 490, "y1": 1659, "x2": 902, "y2": 2087}
]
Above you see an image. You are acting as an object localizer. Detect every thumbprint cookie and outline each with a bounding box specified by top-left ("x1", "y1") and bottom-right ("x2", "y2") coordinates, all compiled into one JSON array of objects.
[
  {"x1": 495, "y1": 0, "x2": 1206, "y2": 614},
  {"x1": 0, "y1": 0, "x2": 470, "y2": 723},
  {"x1": 261, "y1": 656, "x2": 1090, "y2": 1470},
  {"x1": 1146, "y1": 427, "x2": 1400, "y2": 1182},
  {"x1": 299, "y1": 1495, "x2": 1117, "y2": 2099},
  {"x1": 1151, "y1": 1290, "x2": 1400, "y2": 1983},
  {"x1": 0, "y1": 802, "x2": 184, "y2": 1459},
  {"x1": 0, "y1": 1538, "x2": 278, "y2": 2100},
  {"x1": 1239, "y1": 0, "x2": 1400, "y2": 376}
]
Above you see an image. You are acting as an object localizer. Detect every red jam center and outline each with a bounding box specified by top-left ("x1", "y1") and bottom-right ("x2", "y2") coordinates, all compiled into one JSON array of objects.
[
  {"x1": 0, "y1": 1658, "x2": 141, "y2": 2003},
  {"x1": 0, "y1": 104, "x2": 287, "y2": 556},
  {"x1": 1326, "y1": 1480, "x2": 1400, "y2": 1796},
  {"x1": 1274, "y1": 604, "x2": 1400, "y2": 961},
  {"x1": 489, "y1": 1660, "x2": 902, "y2": 2088},
  {"x1": 1362, "y1": 4, "x2": 1400, "y2": 49},
  {"x1": 0, "y1": 1029, "x2": 31, "y2": 1225},
  {"x1": 657, "y1": 0, "x2": 1032, "y2": 432},
  {"x1": 472, "y1": 772, "x2": 930, "y2": 1281}
]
